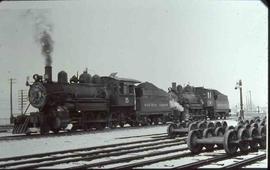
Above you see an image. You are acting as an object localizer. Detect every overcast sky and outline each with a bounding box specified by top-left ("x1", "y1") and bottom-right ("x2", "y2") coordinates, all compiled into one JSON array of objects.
[{"x1": 0, "y1": 0, "x2": 268, "y2": 118}]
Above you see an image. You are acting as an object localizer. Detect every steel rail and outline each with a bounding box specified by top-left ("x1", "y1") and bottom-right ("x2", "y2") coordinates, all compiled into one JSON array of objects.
[
  {"x1": 223, "y1": 154, "x2": 266, "y2": 169},
  {"x1": 115, "y1": 132, "x2": 167, "y2": 139},
  {"x1": 111, "y1": 152, "x2": 193, "y2": 169},
  {"x1": 110, "y1": 147, "x2": 220, "y2": 169},
  {"x1": 0, "y1": 135, "x2": 177, "y2": 162},
  {"x1": 173, "y1": 149, "x2": 264, "y2": 169},
  {"x1": 0, "y1": 124, "x2": 167, "y2": 141},
  {"x1": 0, "y1": 138, "x2": 185, "y2": 168},
  {"x1": 65, "y1": 147, "x2": 189, "y2": 169},
  {"x1": 11, "y1": 141, "x2": 186, "y2": 169}
]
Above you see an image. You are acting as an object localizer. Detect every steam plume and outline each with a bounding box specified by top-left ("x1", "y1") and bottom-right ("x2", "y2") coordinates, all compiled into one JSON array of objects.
[{"x1": 23, "y1": 10, "x2": 54, "y2": 66}]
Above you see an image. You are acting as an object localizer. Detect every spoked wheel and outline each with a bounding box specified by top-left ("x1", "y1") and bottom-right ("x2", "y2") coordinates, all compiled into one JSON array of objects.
[
  {"x1": 206, "y1": 122, "x2": 214, "y2": 129},
  {"x1": 234, "y1": 124, "x2": 244, "y2": 132},
  {"x1": 248, "y1": 127, "x2": 260, "y2": 151},
  {"x1": 214, "y1": 127, "x2": 224, "y2": 149},
  {"x1": 203, "y1": 128, "x2": 215, "y2": 152},
  {"x1": 258, "y1": 125, "x2": 266, "y2": 149},
  {"x1": 214, "y1": 121, "x2": 222, "y2": 128},
  {"x1": 188, "y1": 122, "x2": 198, "y2": 132},
  {"x1": 49, "y1": 117, "x2": 61, "y2": 134},
  {"x1": 187, "y1": 130, "x2": 203, "y2": 154},
  {"x1": 237, "y1": 128, "x2": 249, "y2": 154},
  {"x1": 255, "y1": 118, "x2": 260, "y2": 124},
  {"x1": 224, "y1": 129, "x2": 238, "y2": 155},
  {"x1": 250, "y1": 123, "x2": 258, "y2": 128},
  {"x1": 153, "y1": 118, "x2": 159, "y2": 125},
  {"x1": 167, "y1": 123, "x2": 177, "y2": 138},
  {"x1": 244, "y1": 124, "x2": 250, "y2": 130},
  {"x1": 110, "y1": 122, "x2": 117, "y2": 129},
  {"x1": 244, "y1": 120, "x2": 249, "y2": 125},
  {"x1": 238, "y1": 120, "x2": 244, "y2": 126},
  {"x1": 197, "y1": 121, "x2": 207, "y2": 130},
  {"x1": 225, "y1": 126, "x2": 234, "y2": 133},
  {"x1": 222, "y1": 121, "x2": 228, "y2": 129},
  {"x1": 250, "y1": 119, "x2": 254, "y2": 124},
  {"x1": 119, "y1": 122, "x2": 125, "y2": 128},
  {"x1": 40, "y1": 116, "x2": 50, "y2": 135},
  {"x1": 259, "y1": 121, "x2": 265, "y2": 127},
  {"x1": 40, "y1": 123, "x2": 50, "y2": 135}
]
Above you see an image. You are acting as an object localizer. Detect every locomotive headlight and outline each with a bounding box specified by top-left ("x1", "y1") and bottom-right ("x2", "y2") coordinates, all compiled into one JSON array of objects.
[{"x1": 28, "y1": 82, "x2": 47, "y2": 109}]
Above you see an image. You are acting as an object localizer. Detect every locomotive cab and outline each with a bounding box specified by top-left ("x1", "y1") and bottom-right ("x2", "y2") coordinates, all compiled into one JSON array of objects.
[{"x1": 101, "y1": 75, "x2": 140, "y2": 127}]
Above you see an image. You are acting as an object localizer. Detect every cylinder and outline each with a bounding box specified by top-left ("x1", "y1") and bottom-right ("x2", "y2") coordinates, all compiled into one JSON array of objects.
[{"x1": 44, "y1": 66, "x2": 52, "y2": 82}]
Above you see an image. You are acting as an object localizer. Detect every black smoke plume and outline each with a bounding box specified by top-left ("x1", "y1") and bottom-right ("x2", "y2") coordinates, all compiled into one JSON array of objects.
[
  {"x1": 40, "y1": 30, "x2": 53, "y2": 66},
  {"x1": 23, "y1": 10, "x2": 54, "y2": 66}
]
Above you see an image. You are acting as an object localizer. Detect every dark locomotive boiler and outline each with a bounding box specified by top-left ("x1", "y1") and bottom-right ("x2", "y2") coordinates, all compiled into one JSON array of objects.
[{"x1": 14, "y1": 66, "x2": 110, "y2": 134}]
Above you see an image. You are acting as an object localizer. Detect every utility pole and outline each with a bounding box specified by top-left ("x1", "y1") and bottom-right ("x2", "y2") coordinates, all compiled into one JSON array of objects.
[
  {"x1": 235, "y1": 80, "x2": 244, "y2": 120},
  {"x1": 9, "y1": 78, "x2": 16, "y2": 124},
  {"x1": 249, "y1": 90, "x2": 252, "y2": 113},
  {"x1": 257, "y1": 106, "x2": 260, "y2": 114}
]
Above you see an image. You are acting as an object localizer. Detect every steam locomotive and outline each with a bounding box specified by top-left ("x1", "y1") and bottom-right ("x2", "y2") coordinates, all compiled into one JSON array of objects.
[
  {"x1": 12, "y1": 66, "x2": 230, "y2": 135},
  {"x1": 169, "y1": 82, "x2": 231, "y2": 121},
  {"x1": 13, "y1": 66, "x2": 174, "y2": 134}
]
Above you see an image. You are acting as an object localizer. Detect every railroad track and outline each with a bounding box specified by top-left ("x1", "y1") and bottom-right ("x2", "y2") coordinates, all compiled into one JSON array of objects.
[
  {"x1": 0, "y1": 135, "x2": 186, "y2": 169},
  {"x1": 0, "y1": 124, "x2": 168, "y2": 141},
  {"x1": 0, "y1": 134, "x2": 266, "y2": 169},
  {"x1": 172, "y1": 149, "x2": 265, "y2": 169}
]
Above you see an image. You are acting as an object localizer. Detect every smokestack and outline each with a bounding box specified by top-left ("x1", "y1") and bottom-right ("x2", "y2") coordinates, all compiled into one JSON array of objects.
[
  {"x1": 45, "y1": 66, "x2": 52, "y2": 82},
  {"x1": 172, "y1": 82, "x2": 176, "y2": 91}
]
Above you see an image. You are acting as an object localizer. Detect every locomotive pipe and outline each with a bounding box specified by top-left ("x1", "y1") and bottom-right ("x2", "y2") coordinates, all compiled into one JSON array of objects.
[{"x1": 45, "y1": 66, "x2": 52, "y2": 82}]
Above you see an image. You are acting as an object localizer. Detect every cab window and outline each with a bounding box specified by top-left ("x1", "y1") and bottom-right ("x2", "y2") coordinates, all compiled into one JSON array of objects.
[
  {"x1": 129, "y1": 85, "x2": 134, "y2": 94},
  {"x1": 119, "y1": 82, "x2": 124, "y2": 94}
]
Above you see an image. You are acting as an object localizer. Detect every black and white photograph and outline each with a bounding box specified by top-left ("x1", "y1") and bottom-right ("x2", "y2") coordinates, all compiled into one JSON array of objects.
[{"x1": 0, "y1": 0, "x2": 268, "y2": 169}]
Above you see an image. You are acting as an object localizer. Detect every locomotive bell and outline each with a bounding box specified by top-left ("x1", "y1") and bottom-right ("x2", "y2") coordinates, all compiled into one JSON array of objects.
[{"x1": 58, "y1": 71, "x2": 68, "y2": 83}]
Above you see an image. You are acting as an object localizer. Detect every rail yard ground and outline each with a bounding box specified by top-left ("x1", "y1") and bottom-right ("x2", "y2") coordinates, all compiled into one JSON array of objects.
[{"x1": 0, "y1": 118, "x2": 267, "y2": 169}]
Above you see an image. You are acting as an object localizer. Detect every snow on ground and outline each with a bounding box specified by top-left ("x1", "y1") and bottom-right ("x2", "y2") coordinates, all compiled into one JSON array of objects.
[
  {"x1": 244, "y1": 158, "x2": 268, "y2": 168},
  {"x1": 201, "y1": 149, "x2": 267, "y2": 168},
  {"x1": 0, "y1": 118, "x2": 267, "y2": 169},
  {"x1": 136, "y1": 148, "x2": 225, "y2": 169},
  {"x1": 44, "y1": 143, "x2": 188, "y2": 169},
  {"x1": 0, "y1": 125, "x2": 168, "y2": 158},
  {"x1": 0, "y1": 119, "x2": 241, "y2": 159}
]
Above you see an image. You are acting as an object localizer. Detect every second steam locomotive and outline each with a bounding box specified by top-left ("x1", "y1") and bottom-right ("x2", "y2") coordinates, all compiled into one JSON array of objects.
[{"x1": 13, "y1": 65, "x2": 230, "y2": 135}]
